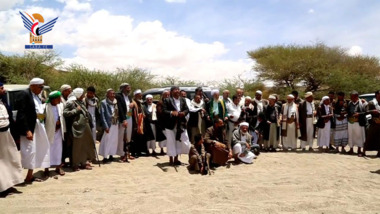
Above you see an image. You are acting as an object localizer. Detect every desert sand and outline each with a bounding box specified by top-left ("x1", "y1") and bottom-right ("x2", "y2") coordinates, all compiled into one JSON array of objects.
[{"x1": 1, "y1": 140, "x2": 379, "y2": 214}]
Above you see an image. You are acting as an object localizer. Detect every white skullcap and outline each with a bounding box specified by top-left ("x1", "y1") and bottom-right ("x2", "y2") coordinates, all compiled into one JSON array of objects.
[
  {"x1": 106, "y1": 88, "x2": 114, "y2": 93},
  {"x1": 146, "y1": 94, "x2": 153, "y2": 99},
  {"x1": 304, "y1": 91, "x2": 313, "y2": 98},
  {"x1": 287, "y1": 94, "x2": 295, "y2": 99},
  {"x1": 211, "y1": 89, "x2": 219, "y2": 96},
  {"x1": 268, "y1": 95, "x2": 276, "y2": 100},
  {"x1": 73, "y1": 88, "x2": 84, "y2": 99},
  {"x1": 120, "y1": 83, "x2": 129, "y2": 87},
  {"x1": 60, "y1": 84, "x2": 71, "y2": 91},
  {"x1": 133, "y1": 89, "x2": 142, "y2": 96},
  {"x1": 29, "y1": 77, "x2": 44, "y2": 85},
  {"x1": 256, "y1": 90, "x2": 262, "y2": 95},
  {"x1": 321, "y1": 96, "x2": 329, "y2": 104},
  {"x1": 239, "y1": 122, "x2": 249, "y2": 127},
  {"x1": 245, "y1": 96, "x2": 252, "y2": 100}
]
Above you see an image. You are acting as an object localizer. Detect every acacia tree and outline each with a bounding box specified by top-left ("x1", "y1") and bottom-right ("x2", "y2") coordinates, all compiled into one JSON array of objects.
[{"x1": 247, "y1": 43, "x2": 380, "y2": 94}]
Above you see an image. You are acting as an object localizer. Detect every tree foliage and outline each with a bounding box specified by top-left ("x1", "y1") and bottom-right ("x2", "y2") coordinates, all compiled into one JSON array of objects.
[{"x1": 248, "y1": 43, "x2": 380, "y2": 94}]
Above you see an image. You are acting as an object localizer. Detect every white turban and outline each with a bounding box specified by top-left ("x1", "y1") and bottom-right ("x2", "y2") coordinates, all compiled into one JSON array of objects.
[
  {"x1": 256, "y1": 90, "x2": 262, "y2": 95},
  {"x1": 305, "y1": 91, "x2": 313, "y2": 98},
  {"x1": 321, "y1": 96, "x2": 329, "y2": 105},
  {"x1": 73, "y1": 88, "x2": 84, "y2": 99},
  {"x1": 29, "y1": 77, "x2": 44, "y2": 85},
  {"x1": 134, "y1": 89, "x2": 142, "y2": 96},
  {"x1": 268, "y1": 95, "x2": 276, "y2": 100},
  {"x1": 287, "y1": 94, "x2": 295, "y2": 99},
  {"x1": 245, "y1": 96, "x2": 252, "y2": 100},
  {"x1": 146, "y1": 94, "x2": 153, "y2": 99},
  {"x1": 239, "y1": 122, "x2": 249, "y2": 127},
  {"x1": 211, "y1": 89, "x2": 219, "y2": 96},
  {"x1": 60, "y1": 84, "x2": 71, "y2": 92}
]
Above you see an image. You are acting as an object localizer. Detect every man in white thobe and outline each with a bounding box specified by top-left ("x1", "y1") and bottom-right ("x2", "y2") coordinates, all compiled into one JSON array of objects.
[
  {"x1": 317, "y1": 96, "x2": 334, "y2": 152},
  {"x1": 163, "y1": 86, "x2": 191, "y2": 165},
  {"x1": 280, "y1": 94, "x2": 299, "y2": 151},
  {"x1": 299, "y1": 92, "x2": 316, "y2": 151},
  {"x1": 44, "y1": 91, "x2": 66, "y2": 176},
  {"x1": 227, "y1": 95, "x2": 242, "y2": 145},
  {"x1": 99, "y1": 89, "x2": 119, "y2": 163},
  {"x1": 16, "y1": 78, "x2": 50, "y2": 183},
  {"x1": 115, "y1": 83, "x2": 134, "y2": 161},
  {"x1": 0, "y1": 83, "x2": 23, "y2": 196}
]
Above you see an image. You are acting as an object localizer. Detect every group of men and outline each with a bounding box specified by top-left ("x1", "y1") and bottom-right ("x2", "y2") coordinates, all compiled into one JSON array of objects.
[{"x1": 1, "y1": 78, "x2": 379, "y2": 196}]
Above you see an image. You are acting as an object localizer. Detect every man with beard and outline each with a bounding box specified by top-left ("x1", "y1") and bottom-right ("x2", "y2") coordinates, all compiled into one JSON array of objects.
[
  {"x1": 131, "y1": 89, "x2": 146, "y2": 157},
  {"x1": 263, "y1": 95, "x2": 280, "y2": 151},
  {"x1": 84, "y1": 86, "x2": 100, "y2": 142},
  {"x1": 163, "y1": 86, "x2": 191, "y2": 166},
  {"x1": 60, "y1": 84, "x2": 72, "y2": 167},
  {"x1": 232, "y1": 122, "x2": 256, "y2": 164},
  {"x1": 204, "y1": 117, "x2": 232, "y2": 166},
  {"x1": 0, "y1": 82, "x2": 23, "y2": 196},
  {"x1": 115, "y1": 83, "x2": 134, "y2": 161},
  {"x1": 347, "y1": 91, "x2": 367, "y2": 157},
  {"x1": 280, "y1": 94, "x2": 299, "y2": 151},
  {"x1": 188, "y1": 94, "x2": 208, "y2": 143},
  {"x1": 155, "y1": 91, "x2": 169, "y2": 155},
  {"x1": 226, "y1": 95, "x2": 243, "y2": 145},
  {"x1": 143, "y1": 94, "x2": 158, "y2": 156},
  {"x1": 316, "y1": 96, "x2": 334, "y2": 152},
  {"x1": 63, "y1": 88, "x2": 96, "y2": 171},
  {"x1": 99, "y1": 89, "x2": 119, "y2": 163},
  {"x1": 15, "y1": 78, "x2": 50, "y2": 182},
  {"x1": 298, "y1": 92, "x2": 317, "y2": 152}
]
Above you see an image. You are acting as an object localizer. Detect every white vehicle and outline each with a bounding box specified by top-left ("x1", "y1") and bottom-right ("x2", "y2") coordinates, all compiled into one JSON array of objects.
[{"x1": 3, "y1": 84, "x2": 50, "y2": 121}]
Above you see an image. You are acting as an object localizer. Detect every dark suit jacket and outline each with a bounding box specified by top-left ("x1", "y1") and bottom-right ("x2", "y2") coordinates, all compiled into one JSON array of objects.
[
  {"x1": 316, "y1": 105, "x2": 334, "y2": 129},
  {"x1": 15, "y1": 89, "x2": 37, "y2": 135},
  {"x1": 115, "y1": 92, "x2": 133, "y2": 123},
  {"x1": 298, "y1": 101, "x2": 316, "y2": 141},
  {"x1": 163, "y1": 97, "x2": 189, "y2": 130}
]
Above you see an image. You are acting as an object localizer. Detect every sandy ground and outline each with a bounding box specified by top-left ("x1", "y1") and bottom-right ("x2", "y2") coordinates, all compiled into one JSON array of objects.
[{"x1": 1, "y1": 141, "x2": 379, "y2": 214}]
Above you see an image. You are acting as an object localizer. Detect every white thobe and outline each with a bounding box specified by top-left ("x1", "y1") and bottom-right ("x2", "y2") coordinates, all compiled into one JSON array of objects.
[
  {"x1": 227, "y1": 103, "x2": 241, "y2": 144},
  {"x1": 20, "y1": 93, "x2": 50, "y2": 169},
  {"x1": 100, "y1": 104, "x2": 119, "y2": 157},
  {"x1": 317, "y1": 105, "x2": 331, "y2": 147},
  {"x1": 49, "y1": 105, "x2": 63, "y2": 166}
]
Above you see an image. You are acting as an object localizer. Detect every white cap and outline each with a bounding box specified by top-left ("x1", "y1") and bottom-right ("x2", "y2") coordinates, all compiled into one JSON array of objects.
[
  {"x1": 268, "y1": 95, "x2": 276, "y2": 100},
  {"x1": 73, "y1": 88, "x2": 84, "y2": 99},
  {"x1": 146, "y1": 94, "x2": 153, "y2": 99},
  {"x1": 29, "y1": 77, "x2": 44, "y2": 85},
  {"x1": 305, "y1": 91, "x2": 313, "y2": 98},
  {"x1": 239, "y1": 122, "x2": 249, "y2": 127},
  {"x1": 245, "y1": 96, "x2": 252, "y2": 100},
  {"x1": 60, "y1": 84, "x2": 71, "y2": 91},
  {"x1": 211, "y1": 89, "x2": 219, "y2": 96},
  {"x1": 106, "y1": 88, "x2": 114, "y2": 93},
  {"x1": 287, "y1": 94, "x2": 295, "y2": 99},
  {"x1": 133, "y1": 89, "x2": 142, "y2": 96},
  {"x1": 256, "y1": 90, "x2": 262, "y2": 95}
]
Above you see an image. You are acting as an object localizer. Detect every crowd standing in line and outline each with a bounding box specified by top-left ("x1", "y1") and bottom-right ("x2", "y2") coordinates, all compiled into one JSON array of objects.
[{"x1": 1, "y1": 78, "x2": 379, "y2": 197}]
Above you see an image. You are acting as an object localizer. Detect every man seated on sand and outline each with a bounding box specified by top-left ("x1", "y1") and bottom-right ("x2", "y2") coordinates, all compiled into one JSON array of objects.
[
  {"x1": 189, "y1": 134, "x2": 211, "y2": 174},
  {"x1": 203, "y1": 117, "x2": 232, "y2": 166},
  {"x1": 232, "y1": 122, "x2": 256, "y2": 164}
]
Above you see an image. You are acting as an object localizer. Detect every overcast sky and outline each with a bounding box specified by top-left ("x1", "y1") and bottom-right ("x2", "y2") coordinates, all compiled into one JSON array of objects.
[{"x1": 0, "y1": 0, "x2": 379, "y2": 81}]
